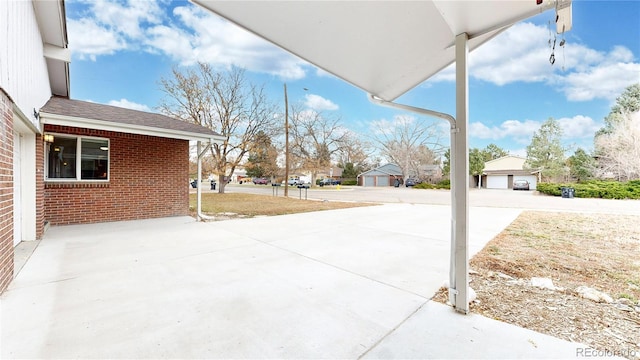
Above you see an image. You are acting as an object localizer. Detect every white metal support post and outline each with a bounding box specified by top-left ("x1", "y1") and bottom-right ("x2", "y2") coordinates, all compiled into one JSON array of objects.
[
  {"x1": 366, "y1": 33, "x2": 470, "y2": 314},
  {"x1": 196, "y1": 140, "x2": 212, "y2": 221},
  {"x1": 196, "y1": 141, "x2": 203, "y2": 220},
  {"x1": 449, "y1": 32, "x2": 470, "y2": 314}
]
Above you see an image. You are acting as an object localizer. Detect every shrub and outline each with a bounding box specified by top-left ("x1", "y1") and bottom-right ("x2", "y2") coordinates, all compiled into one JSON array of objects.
[
  {"x1": 414, "y1": 182, "x2": 436, "y2": 189},
  {"x1": 341, "y1": 179, "x2": 357, "y2": 186},
  {"x1": 414, "y1": 179, "x2": 450, "y2": 190},
  {"x1": 536, "y1": 180, "x2": 640, "y2": 199},
  {"x1": 436, "y1": 179, "x2": 451, "y2": 189}
]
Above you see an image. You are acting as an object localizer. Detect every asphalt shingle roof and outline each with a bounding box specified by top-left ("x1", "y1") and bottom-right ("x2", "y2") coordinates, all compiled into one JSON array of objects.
[{"x1": 41, "y1": 96, "x2": 219, "y2": 138}]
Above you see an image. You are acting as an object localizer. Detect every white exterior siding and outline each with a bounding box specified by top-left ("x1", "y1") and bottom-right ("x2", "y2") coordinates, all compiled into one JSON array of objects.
[
  {"x1": 0, "y1": 0, "x2": 52, "y2": 125},
  {"x1": 484, "y1": 156, "x2": 526, "y2": 171}
]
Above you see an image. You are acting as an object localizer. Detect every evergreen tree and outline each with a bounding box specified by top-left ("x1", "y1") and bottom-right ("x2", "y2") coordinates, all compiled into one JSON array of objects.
[
  {"x1": 567, "y1": 148, "x2": 595, "y2": 181},
  {"x1": 482, "y1": 143, "x2": 509, "y2": 161},
  {"x1": 525, "y1": 117, "x2": 566, "y2": 182},
  {"x1": 469, "y1": 148, "x2": 485, "y2": 176},
  {"x1": 597, "y1": 83, "x2": 640, "y2": 136},
  {"x1": 442, "y1": 148, "x2": 450, "y2": 176}
]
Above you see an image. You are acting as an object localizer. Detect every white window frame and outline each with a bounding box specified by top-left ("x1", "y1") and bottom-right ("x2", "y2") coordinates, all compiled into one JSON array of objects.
[{"x1": 44, "y1": 133, "x2": 110, "y2": 182}]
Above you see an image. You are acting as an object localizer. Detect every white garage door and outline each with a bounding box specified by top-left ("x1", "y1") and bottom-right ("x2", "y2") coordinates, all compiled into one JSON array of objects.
[
  {"x1": 376, "y1": 176, "x2": 389, "y2": 187},
  {"x1": 486, "y1": 175, "x2": 507, "y2": 189},
  {"x1": 364, "y1": 176, "x2": 375, "y2": 186}
]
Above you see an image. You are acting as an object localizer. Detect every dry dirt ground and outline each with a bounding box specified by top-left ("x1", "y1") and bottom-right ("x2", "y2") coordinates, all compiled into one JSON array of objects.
[
  {"x1": 433, "y1": 211, "x2": 640, "y2": 359},
  {"x1": 189, "y1": 192, "x2": 376, "y2": 219}
]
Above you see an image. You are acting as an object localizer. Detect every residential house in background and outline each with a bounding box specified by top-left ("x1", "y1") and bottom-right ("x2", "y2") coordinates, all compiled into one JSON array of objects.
[
  {"x1": 481, "y1": 155, "x2": 539, "y2": 190},
  {"x1": 358, "y1": 164, "x2": 403, "y2": 187},
  {"x1": 317, "y1": 166, "x2": 343, "y2": 181}
]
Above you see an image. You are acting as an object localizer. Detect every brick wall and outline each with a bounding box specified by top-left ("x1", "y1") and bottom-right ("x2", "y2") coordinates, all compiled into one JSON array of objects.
[
  {"x1": 44, "y1": 125, "x2": 189, "y2": 225},
  {"x1": 0, "y1": 90, "x2": 15, "y2": 293}
]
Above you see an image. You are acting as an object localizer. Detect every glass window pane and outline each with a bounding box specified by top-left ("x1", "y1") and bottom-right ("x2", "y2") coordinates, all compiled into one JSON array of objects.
[
  {"x1": 47, "y1": 137, "x2": 77, "y2": 179},
  {"x1": 81, "y1": 139, "x2": 109, "y2": 180}
]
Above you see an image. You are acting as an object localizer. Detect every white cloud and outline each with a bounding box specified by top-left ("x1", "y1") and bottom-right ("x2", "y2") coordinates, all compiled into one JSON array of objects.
[
  {"x1": 108, "y1": 99, "x2": 151, "y2": 112},
  {"x1": 430, "y1": 22, "x2": 640, "y2": 103},
  {"x1": 67, "y1": 18, "x2": 127, "y2": 60},
  {"x1": 304, "y1": 94, "x2": 338, "y2": 111},
  {"x1": 470, "y1": 119, "x2": 541, "y2": 143},
  {"x1": 471, "y1": 22, "x2": 555, "y2": 85},
  {"x1": 67, "y1": 1, "x2": 309, "y2": 80},
  {"x1": 68, "y1": 0, "x2": 166, "y2": 59},
  {"x1": 89, "y1": 0, "x2": 164, "y2": 40},
  {"x1": 471, "y1": 114, "x2": 603, "y2": 147},
  {"x1": 560, "y1": 61, "x2": 640, "y2": 102},
  {"x1": 166, "y1": 6, "x2": 307, "y2": 79},
  {"x1": 557, "y1": 115, "x2": 602, "y2": 138}
]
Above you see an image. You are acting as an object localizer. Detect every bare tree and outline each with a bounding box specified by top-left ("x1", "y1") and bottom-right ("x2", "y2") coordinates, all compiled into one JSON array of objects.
[
  {"x1": 370, "y1": 114, "x2": 445, "y2": 180},
  {"x1": 335, "y1": 132, "x2": 373, "y2": 170},
  {"x1": 158, "y1": 64, "x2": 278, "y2": 193},
  {"x1": 289, "y1": 105, "x2": 348, "y2": 185},
  {"x1": 595, "y1": 111, "x2": 640, "y2": 181}
]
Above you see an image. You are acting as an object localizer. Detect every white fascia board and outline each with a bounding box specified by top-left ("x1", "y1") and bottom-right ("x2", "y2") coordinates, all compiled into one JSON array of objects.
[
  {"x1": 43, "y1": 43, "x2": 71, "y2": 62},
  {"x1": 40, "y1": 112, "x2": 225, "y2": 144},
  {"x1": 13, "y1": 104, "x2": 41, "y2": 135}
]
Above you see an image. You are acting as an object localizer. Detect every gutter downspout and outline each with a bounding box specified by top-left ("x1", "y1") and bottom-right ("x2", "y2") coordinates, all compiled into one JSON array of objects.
[
  {"x1": 367, "y1": 93, "x2": 467, "y2": 313},
  {"x1": 368, "y1": 33, "x2": 470, "y2": 314},
  {"x1": 196, "y1": 140, "x2": 215, "y2": 221}
]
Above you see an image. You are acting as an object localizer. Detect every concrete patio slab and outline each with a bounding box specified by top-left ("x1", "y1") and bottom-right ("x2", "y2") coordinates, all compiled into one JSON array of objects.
[
  {"x1": 363, "y1": 301, "x2": 586, "y2": 359},
  {"x1": 1, "y1": 204, "x2": 594, "y2": 358}
]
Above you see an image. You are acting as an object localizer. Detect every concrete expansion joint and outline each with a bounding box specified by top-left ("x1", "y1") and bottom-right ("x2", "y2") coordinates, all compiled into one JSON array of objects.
[{"x1": 357, "y1": 299, "x2": 430, "y2": 359}]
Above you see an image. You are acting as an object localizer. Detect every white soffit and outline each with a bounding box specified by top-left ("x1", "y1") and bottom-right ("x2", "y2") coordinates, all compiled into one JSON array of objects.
[
  {"x1": 33, "y1": 0, "x2": 70, "y2": 97},
  {"x1": 192, "y1": 0, "x2": 567, "y2": 101}
]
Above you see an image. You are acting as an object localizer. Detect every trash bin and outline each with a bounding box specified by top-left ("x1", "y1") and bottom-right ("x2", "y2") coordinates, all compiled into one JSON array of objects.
[
  {"x1": 561, "y1": 187, "x2": 574, "y2": 198},
  {"x1": 394, "y1": 179, "x2": 400, "y2": 188},
  {"x1": 210, "y1": 181, "x2": 216, "y2": 190},
  {"x1": 190, "y1": 180, "x2": 197, "y2": 188}
]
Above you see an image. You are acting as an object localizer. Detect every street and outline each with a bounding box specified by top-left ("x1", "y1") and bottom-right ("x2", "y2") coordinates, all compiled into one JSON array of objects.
[{"x1": 206, "y1": 183, "x2": 640, "y2": 216}]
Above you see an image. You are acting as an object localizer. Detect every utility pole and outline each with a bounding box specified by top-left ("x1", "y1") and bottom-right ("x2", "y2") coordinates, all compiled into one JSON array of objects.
[{"x1": 284, "y1": 83, "x2": 289, "y2": 197}]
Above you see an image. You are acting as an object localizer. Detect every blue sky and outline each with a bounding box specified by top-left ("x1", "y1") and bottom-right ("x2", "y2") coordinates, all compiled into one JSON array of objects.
[{"x1": 66, "y1": 0, "x2": 640, "y2": 157}]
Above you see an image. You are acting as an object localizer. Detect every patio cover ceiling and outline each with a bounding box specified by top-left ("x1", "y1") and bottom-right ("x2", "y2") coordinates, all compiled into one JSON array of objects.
[{"x1": 191, "y1": 0, "x2": 568, "y2": 101}]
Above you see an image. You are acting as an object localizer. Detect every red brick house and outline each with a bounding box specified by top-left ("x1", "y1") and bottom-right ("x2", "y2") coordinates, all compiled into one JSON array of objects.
[
  {"x1": 39, "y1": 97, "x2": 221, "y2": 226},
  {"x1": 0, "y1": 0, "x2": 222, "y2": 294}
]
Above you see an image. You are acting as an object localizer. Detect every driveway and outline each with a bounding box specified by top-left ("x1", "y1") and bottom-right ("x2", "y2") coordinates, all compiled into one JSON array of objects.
[{"x1": 2, "y1": 204, "x2": 587, "y2": 358}]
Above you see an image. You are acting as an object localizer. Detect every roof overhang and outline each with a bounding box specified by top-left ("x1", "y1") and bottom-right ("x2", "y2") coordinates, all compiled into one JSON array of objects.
[
  {"x1": 40, "y1": 112, "x2": 225, "y2": 143},
  {"x1": 33, "y1": 0, "x2": 70, "y2": 97},
  {"x1": 192, "y1": 0, "x2": 571, "y2": 101}
]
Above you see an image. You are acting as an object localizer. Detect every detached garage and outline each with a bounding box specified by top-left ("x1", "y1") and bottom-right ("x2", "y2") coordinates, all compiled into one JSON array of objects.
[
  {"x1": 482, "y1": 156, "x2": 539, "y2": 190},
  {"x1": 358, "y1": 163, "x2": 402, "y2": 187}
]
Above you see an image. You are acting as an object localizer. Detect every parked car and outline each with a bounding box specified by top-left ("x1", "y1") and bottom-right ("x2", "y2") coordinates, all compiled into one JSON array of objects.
[
  {"x1": 287, "y1": 178, "x2": 300, "y2": 186},
  {"x1": 319, "y1": 178, "x2": 341, "y2": 186},
  {"x1": 253, "y1": 177, "x2": 270, "y2": 185},
  {"x1": 513, "y1": 179, "x2": 530, "y2": 191},
  {"x1": 405, "y1": 178, "x2": 421, "y2": 187}
]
